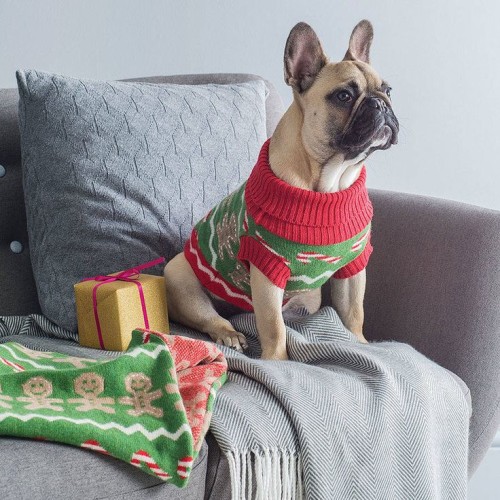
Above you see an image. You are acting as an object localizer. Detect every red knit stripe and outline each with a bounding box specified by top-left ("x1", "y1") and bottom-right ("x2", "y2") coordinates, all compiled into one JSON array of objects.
[
  {"x1": 245, "y1": 139, "x2": 373, "y2": 245},
  {"x1": 184, "y1": 231, "x2": 254, "y2": 311},
  {"x1": 154, "y1": 471, "x2": 171, "y2": 478},
  {"x1": 0, "y1": 357, "x2": 25, "y2": 372},
  {"x1": 134, "y1": 450, "x2": 151, "y2": 458},
  {"x1": 81, "y1": 440, "x2": 110, "y2": 455},
  {"x1": 238, "y1": 236, "x2": 291, "y2": 289},
  {"x1": 84, "y1": 440, "x2": 101, "y2": 446},
  {"x1": 334, "y1": 241, "x2": 373, "y2": 279}
]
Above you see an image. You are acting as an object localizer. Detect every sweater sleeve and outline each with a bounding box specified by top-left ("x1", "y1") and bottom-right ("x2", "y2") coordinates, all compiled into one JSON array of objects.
[
  {"x1": 333, "y1": 240, "x2": 373, "y2": 279},
  {"x1": 237, "y1": 235, "x2": 291, "y2": 289}
]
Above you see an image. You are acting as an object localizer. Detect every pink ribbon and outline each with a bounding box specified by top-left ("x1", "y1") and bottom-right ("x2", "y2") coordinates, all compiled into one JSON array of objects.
[{"x1": 81, "y1": 257, "x2": 166, "y2": 349}]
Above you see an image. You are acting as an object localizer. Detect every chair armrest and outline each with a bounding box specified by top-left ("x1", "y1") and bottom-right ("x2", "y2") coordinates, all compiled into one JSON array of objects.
[{"x1": 363, "y1": 189, "x2": 500, "y2": 475}]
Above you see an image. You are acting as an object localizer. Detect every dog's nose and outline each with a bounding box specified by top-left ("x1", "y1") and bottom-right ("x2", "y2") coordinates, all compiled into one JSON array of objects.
[{"x1": 366, "y1": 97, "x2": 386, "y2": 112}]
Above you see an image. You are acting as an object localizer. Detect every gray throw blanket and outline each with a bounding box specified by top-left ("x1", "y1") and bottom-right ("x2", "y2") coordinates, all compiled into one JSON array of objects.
[{"x1": 0, "y1": 307, "x2": 470, "y2": 499}]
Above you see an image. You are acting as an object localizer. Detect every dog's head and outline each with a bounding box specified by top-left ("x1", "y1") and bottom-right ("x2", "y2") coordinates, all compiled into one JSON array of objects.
[{"x1": 284, "y1": 20, "x2": 399, "y2": 163}]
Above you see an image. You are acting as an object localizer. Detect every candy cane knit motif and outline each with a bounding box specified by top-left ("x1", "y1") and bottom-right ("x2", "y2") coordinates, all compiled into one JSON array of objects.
[
  {"x1": 0, "y1": 331, "x2": 227, "y2": 487},
  {"x1": 185, "y1": 139, "x2": 373, "y2": 311}
]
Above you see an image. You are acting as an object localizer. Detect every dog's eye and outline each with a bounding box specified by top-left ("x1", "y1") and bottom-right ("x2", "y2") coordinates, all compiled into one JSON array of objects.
[
  {"x1": 385, "y1": 87, "x2": 392, "y2": 98},
  {"x1": 337, "y1": 90, "x2": 352, "y2": 102}
]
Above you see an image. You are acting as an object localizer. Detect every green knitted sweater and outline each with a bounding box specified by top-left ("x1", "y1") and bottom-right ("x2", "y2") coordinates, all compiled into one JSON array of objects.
[{"x1": 184, "y1": 139, "x2": 373, "y2": 311}]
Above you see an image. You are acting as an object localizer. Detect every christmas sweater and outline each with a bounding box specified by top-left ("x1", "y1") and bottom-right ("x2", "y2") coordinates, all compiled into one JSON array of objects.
[{"x1": 184, "y1": 139, "x2": 373, "y2": 311}]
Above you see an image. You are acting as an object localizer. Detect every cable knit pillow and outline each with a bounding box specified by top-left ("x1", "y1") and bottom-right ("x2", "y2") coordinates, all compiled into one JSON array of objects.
[{"x1": 17, "y1": 69, "x2": 267, "y2": 332}]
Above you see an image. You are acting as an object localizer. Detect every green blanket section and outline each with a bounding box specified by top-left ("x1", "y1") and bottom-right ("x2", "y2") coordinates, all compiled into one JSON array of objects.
[{"x1": 0, "y1": 330, "x2": 225, "y2": 487}]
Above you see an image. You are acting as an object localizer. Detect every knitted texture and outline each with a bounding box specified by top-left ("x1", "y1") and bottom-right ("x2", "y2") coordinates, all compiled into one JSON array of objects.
[
  {"x1": 16, "y1": 69, "x2": 267, "y2": 332},
  {"x1": 0, "y1": 330, "x2": 227, "y2": 486},
  {"x1": 185, "y1": 139, "x2": 373, "y2": 310}
]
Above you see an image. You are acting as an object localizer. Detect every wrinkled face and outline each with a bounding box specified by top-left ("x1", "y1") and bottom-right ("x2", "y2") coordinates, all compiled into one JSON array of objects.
[
  {"x1": 284, "y1": 20, "x2": 399, "y2": 165},
  {"x1": 300, "y1": 60, "x2": 399, "y2": 162}
]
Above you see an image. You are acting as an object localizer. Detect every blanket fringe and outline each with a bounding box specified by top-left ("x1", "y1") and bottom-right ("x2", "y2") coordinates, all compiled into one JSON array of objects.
[{"x1": 226, "y1": 450, "x2": 303, "y2": 500}]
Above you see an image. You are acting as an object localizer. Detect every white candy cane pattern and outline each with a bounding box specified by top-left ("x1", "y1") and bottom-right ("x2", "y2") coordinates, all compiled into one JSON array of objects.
[
  {"x1": 177, "y1": 456, "x2": 194, "y2": 479},
  {"x1": 351, "y1": 231, "x2": 370, "y2": 252},
  {"x1": 296, "y1": 252, "x2": 342, "y2": 265},
  {"x1": 0, "y1": 357, "x2": 25, "y2": 372},
  {"x1": 243, "y1": 210, "x2": 249, "y2": 232},
  {"x1": 81, "y1": 439, "x2": 110, "y2": 455},
  {"x1": 255, "y1": 230, "x2": 291, "y2": 265},
  {"x1": 202, "y1": 209, "x2": 212, "y2": 222},
  {"x1": 130, "y1": 450, "x2": 171, "y2": 480}
]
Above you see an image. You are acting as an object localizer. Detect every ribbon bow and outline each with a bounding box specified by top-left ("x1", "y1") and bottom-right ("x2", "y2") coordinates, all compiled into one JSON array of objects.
[{"x1": 81, "y1": 257, "x2": 166, "y2": 349}]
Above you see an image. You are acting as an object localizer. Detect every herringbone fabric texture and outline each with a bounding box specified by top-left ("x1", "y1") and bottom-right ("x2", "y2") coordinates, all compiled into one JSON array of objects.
[
  {"x1": 0, "y1": 308, "x2": 470, "y2": 499},
  {"x1": 176, "y1": 307, "x2": 470, "y2": 500},
  {"x1": 16, "y1": 70, "x2": 267, "y2": 332}
]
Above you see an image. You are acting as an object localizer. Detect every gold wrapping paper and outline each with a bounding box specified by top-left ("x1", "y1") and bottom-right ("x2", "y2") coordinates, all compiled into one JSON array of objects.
[{"x1": 75, "y1": 273, "x2": 169, "y2": 351}]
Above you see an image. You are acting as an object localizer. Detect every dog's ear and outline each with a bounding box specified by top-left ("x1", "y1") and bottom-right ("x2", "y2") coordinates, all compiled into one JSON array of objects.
[
  {"x1": 284, "y1": 22, "x2": 328, "y2": 93},
  {"x1": 344, "y1": 20, "x2": 373, "y2": 64}
]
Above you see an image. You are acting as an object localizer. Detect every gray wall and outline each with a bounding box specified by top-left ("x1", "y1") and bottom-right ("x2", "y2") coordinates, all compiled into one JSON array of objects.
[{"x1": 1, "y1": 0, "x2": 499, "y2": 211}]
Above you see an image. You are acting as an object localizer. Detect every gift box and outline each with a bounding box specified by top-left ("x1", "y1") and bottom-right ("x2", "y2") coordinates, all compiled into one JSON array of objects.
[{"x1": 74, "y1": 258, "x2": 169, "y2": 351}]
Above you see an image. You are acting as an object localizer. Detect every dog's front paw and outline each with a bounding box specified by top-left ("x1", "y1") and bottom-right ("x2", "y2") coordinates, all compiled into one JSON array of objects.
[
  {"x1": 351, "y1": 329, "x2": 368, "y2": 344},
  {"x1": 212, "y1": 330, "x2": 248, "y2": 352}
]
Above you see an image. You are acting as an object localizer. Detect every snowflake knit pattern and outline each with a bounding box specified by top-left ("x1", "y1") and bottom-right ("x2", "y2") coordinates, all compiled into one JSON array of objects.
[
  {"x1": 185, "y1": 138, "x2": 373, "y2": 311},
  {"x1": 0, "y1": 330, "x2": 227, "y2": 486}
]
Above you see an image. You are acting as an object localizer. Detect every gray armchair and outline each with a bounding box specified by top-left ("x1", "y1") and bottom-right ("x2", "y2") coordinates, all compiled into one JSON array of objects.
[
  {"x1": 365, "y1": 189, "x2": 500, "y2": 476},
  {"x1": 0, "y1": 73, "x2": 499, "y2": 499}
]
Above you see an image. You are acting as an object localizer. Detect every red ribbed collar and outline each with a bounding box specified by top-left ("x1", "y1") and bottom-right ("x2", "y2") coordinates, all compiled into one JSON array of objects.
[{"x1": 245, "y1": 139, "x2": 373, "y2": 245}]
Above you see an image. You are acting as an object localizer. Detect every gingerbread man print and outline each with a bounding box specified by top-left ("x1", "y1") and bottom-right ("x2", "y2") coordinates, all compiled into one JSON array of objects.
[
  {"x1": 68, "y1": 372, "x2": 115, "y2": 414},
  {"x1": 17, "y1": 376, "x2": 64, "y2": 411},
  {"x1": 119, "y1": 373, "x2": 163, "y2": 418}
]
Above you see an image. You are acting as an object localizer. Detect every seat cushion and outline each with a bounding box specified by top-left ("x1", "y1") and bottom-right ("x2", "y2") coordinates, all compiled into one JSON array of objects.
[
  {"x1": 0, "y1": 437, "x2": 208, "y2": 500},
  {"x1": 16, "y1": 69, "x2": 267, "y2": 332}
]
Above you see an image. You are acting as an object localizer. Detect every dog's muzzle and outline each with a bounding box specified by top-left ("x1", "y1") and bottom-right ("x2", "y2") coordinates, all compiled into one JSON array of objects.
[{"x1": 339, "y1": 96, "x2": 399, "y2": 158}]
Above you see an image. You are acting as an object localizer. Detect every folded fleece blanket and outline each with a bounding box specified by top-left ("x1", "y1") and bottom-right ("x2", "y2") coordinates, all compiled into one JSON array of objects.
[{"x1": 0, "y1": 328, "x2": 227, "y2": 487}]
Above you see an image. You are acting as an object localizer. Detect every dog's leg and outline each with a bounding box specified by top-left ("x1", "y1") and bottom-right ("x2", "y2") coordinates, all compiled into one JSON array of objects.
[
  {"x1": 250, "y1": 264, "x2": 288, "y2": 360},
  {"x1": 330, "y1": 269, "x2": 368, "y2": 343},
  {"x1": 164, "y1": 253, "x2": 248, "y2": 351},
  {"x1": 282, "y1": 288, "x2": 321, "y2": 315}
]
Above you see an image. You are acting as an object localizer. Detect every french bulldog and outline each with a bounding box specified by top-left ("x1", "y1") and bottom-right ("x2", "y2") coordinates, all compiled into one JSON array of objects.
[{"x1": 164, "y1": 20, "x2": 399, "y2": 360}]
